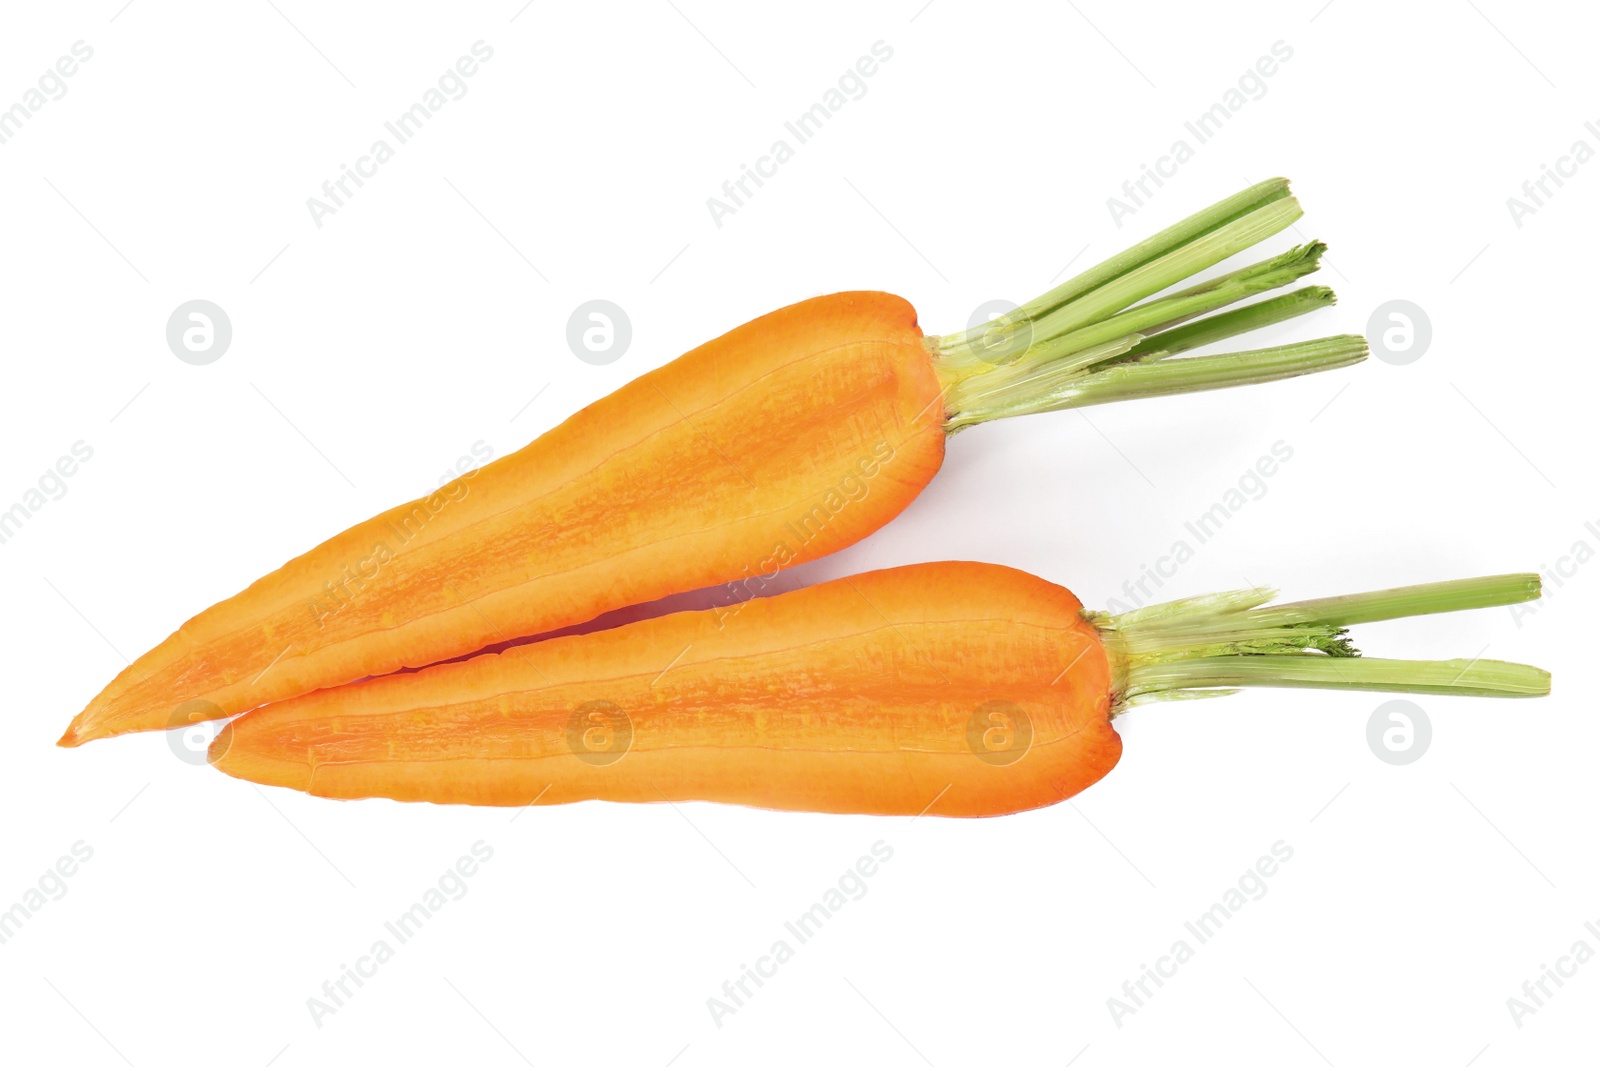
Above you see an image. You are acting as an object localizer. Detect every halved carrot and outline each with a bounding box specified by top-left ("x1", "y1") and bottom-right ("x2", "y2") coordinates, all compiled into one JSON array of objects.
[
  {"x1": 62, "y1": 179, "x2": 1367, "y2": 747},
  {"x1": 209, "y1": 562, "x2": 1548, "y2": 817}
]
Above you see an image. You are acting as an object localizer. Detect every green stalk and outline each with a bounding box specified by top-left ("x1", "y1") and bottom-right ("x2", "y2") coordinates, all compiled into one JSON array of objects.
[
  {"x1": 1094, "y1": 575, "x2": 1551, "y2": 711},
  {"x1": 1260, "y1": 573, "x2": 1543, "y2": 627},
  {"x1": 1013, "y1": 177, "x2": 1294, "y2": 325},
  {"x1": 929, "y1": 178, "x2": 1362, "y2": 434},
  {"x1": 943, "y1": 335, "x2": 1147, "y2": 430},
  {"x1": 1123, "y1": 286, "x2": 1336, "y2": 361},
  {"x1": 944, "y1": 335, "x2": 1368, "y2": 431},
  {"x1": 937, "y1": 197, "x2": 1303, "y2": 369},
  {"x1": 1024, "y1": 242, "x2": 1326, "y2": 369},
  {"x1": 1013, "y1": 200, "x2": 1305, "y2": 352},
  {"x1": 1121, "y1": 657, "x2": 1551, "y2": 701}
]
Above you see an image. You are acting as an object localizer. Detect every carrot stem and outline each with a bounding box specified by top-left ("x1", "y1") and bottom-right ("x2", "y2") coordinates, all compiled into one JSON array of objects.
[
  {"x1": 1120, "y1": 656, "x2": 1552, "y2": 701},
  {"x1": 1011, "y1": 177, "x2": 1296, "y2": 327},
  {"x1": 930, "y1": 178, "x2": 1363, "y2": 433},
  {"x1": 1060, "y1": 334, "x2": 1368, "y2": 408},
  {"x1": 1123, "y1": 285, "x2": 1336, "y2": 361},
  {"x1": 1014, "y1": 200, "x2": 1305, "y2": 353},
  {"x1": 1025, "y1": 242, "x2": 1327, "y2": 372},
  {"x1": 1094, "y1": 575, "x2": 1551, "y2": 710},
  {"x1": 935, "y1": 193, "x2": 1304, "y2": 370},
  {"x1": 944, "y1": 335, "x2": 1368, "y2": 431}
]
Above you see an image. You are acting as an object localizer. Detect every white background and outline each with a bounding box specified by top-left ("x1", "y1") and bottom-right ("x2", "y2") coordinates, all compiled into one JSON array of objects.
[{"x1": 1, "y1": 1, "x2": 1594, "y2": 1063}]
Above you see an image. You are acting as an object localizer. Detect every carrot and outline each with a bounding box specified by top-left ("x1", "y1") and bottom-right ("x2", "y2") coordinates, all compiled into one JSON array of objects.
[
  {"x1": 208, "y1": 562, "x2": 1549, "y2": 818},
  {"x1": 62, "y1": 179, "x2": 1367, "y2": 747}
]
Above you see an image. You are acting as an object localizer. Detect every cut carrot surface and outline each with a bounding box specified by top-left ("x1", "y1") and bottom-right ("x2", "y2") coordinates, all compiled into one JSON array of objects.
[
  {"x1": 210, "y1": 562, "x2": 1547, "y2": 818},
  {"x1": 64, "y1": 294, "x2": 943, "y2": 746},
  {"x1": 211, "y1": 562, "x2": 1116, "y2": 817}
]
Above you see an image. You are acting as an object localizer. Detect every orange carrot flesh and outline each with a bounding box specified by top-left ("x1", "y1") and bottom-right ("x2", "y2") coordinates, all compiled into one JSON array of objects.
[
  {"x1": 63, "y1": 294, "x2": 945, "y2": 746},
  {"x1": 209, "y1": 563, "x2": 1548, "y2": 819},
  {"x1": 210, "y1": 563, "x2": 1119, "y2": 818},
  {"x1": 62, "y1": 179, "x2": 1366, "y2": 748}
]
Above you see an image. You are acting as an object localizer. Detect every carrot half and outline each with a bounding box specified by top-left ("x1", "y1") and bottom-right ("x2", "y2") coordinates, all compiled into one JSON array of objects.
[
  {"x1": 209, "y1": 562, "x2": 1549, "y2": 817},
  {"x1": 62, "y1": 179, "x2": 1367, "y2": 747}
]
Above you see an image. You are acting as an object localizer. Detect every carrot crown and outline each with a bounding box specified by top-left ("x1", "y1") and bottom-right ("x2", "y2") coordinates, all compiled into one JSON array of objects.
[
  {"x1": 1089, "y1": 574, "x2": 1551, "y2": 713},
  {"x1": 932, "y1": 178, "x2": 1368, "y2": 432}
]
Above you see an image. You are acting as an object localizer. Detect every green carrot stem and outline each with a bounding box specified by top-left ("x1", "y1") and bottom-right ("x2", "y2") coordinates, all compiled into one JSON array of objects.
[
  {"x1": 1094, "y1": 574, "x2": 1551, "y2": 711},
  {"x1": 935, "y1": 179, "x2": 1302, "y2": 369},
  {"x1": 1012, "y1": 201, "x2": 1304, "y2": 353},
  {"x1": 943, "y1": 335, "x2": 1367, "y2": 431},
  {"x1": 1119, "y1": 657, "x2": 1551, "y2": 701},
  {"x1": 1123, "y1": 286, "x2": 1336, "y2": 360},
  {"x1": 1061, "y1": 335, "x2": 1367, "y2": 408},
  {"x1": 1024, "y1": 241, "x2": 1326, "y2": 368},
  {"x1": 930, "y1": 178, "x2": 1361, "y2": 433},
  {"x1": 1261, "y1": 573, "x2": 1543, "y2": 627},
  {"x1": 942, "y1": 335, "x2": 1146, "y2": 431},
  {"x1": 1015, "y1": 177, "x2": 1293, "y2": 325}
]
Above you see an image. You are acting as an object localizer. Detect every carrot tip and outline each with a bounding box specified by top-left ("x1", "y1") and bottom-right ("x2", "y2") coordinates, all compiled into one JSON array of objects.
[
  {"x1": 56, "y1": 716, "x2": 92, "y2": 748},
  {"x1": 207, "y1": 722, "x2": 233, "y2": 766},
  {"x1": 207, "y1": 723, "x2": 313, "y2": 793},
  {"x1": 57, "y1": 708, "x2": 121, "y2": 747}
]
